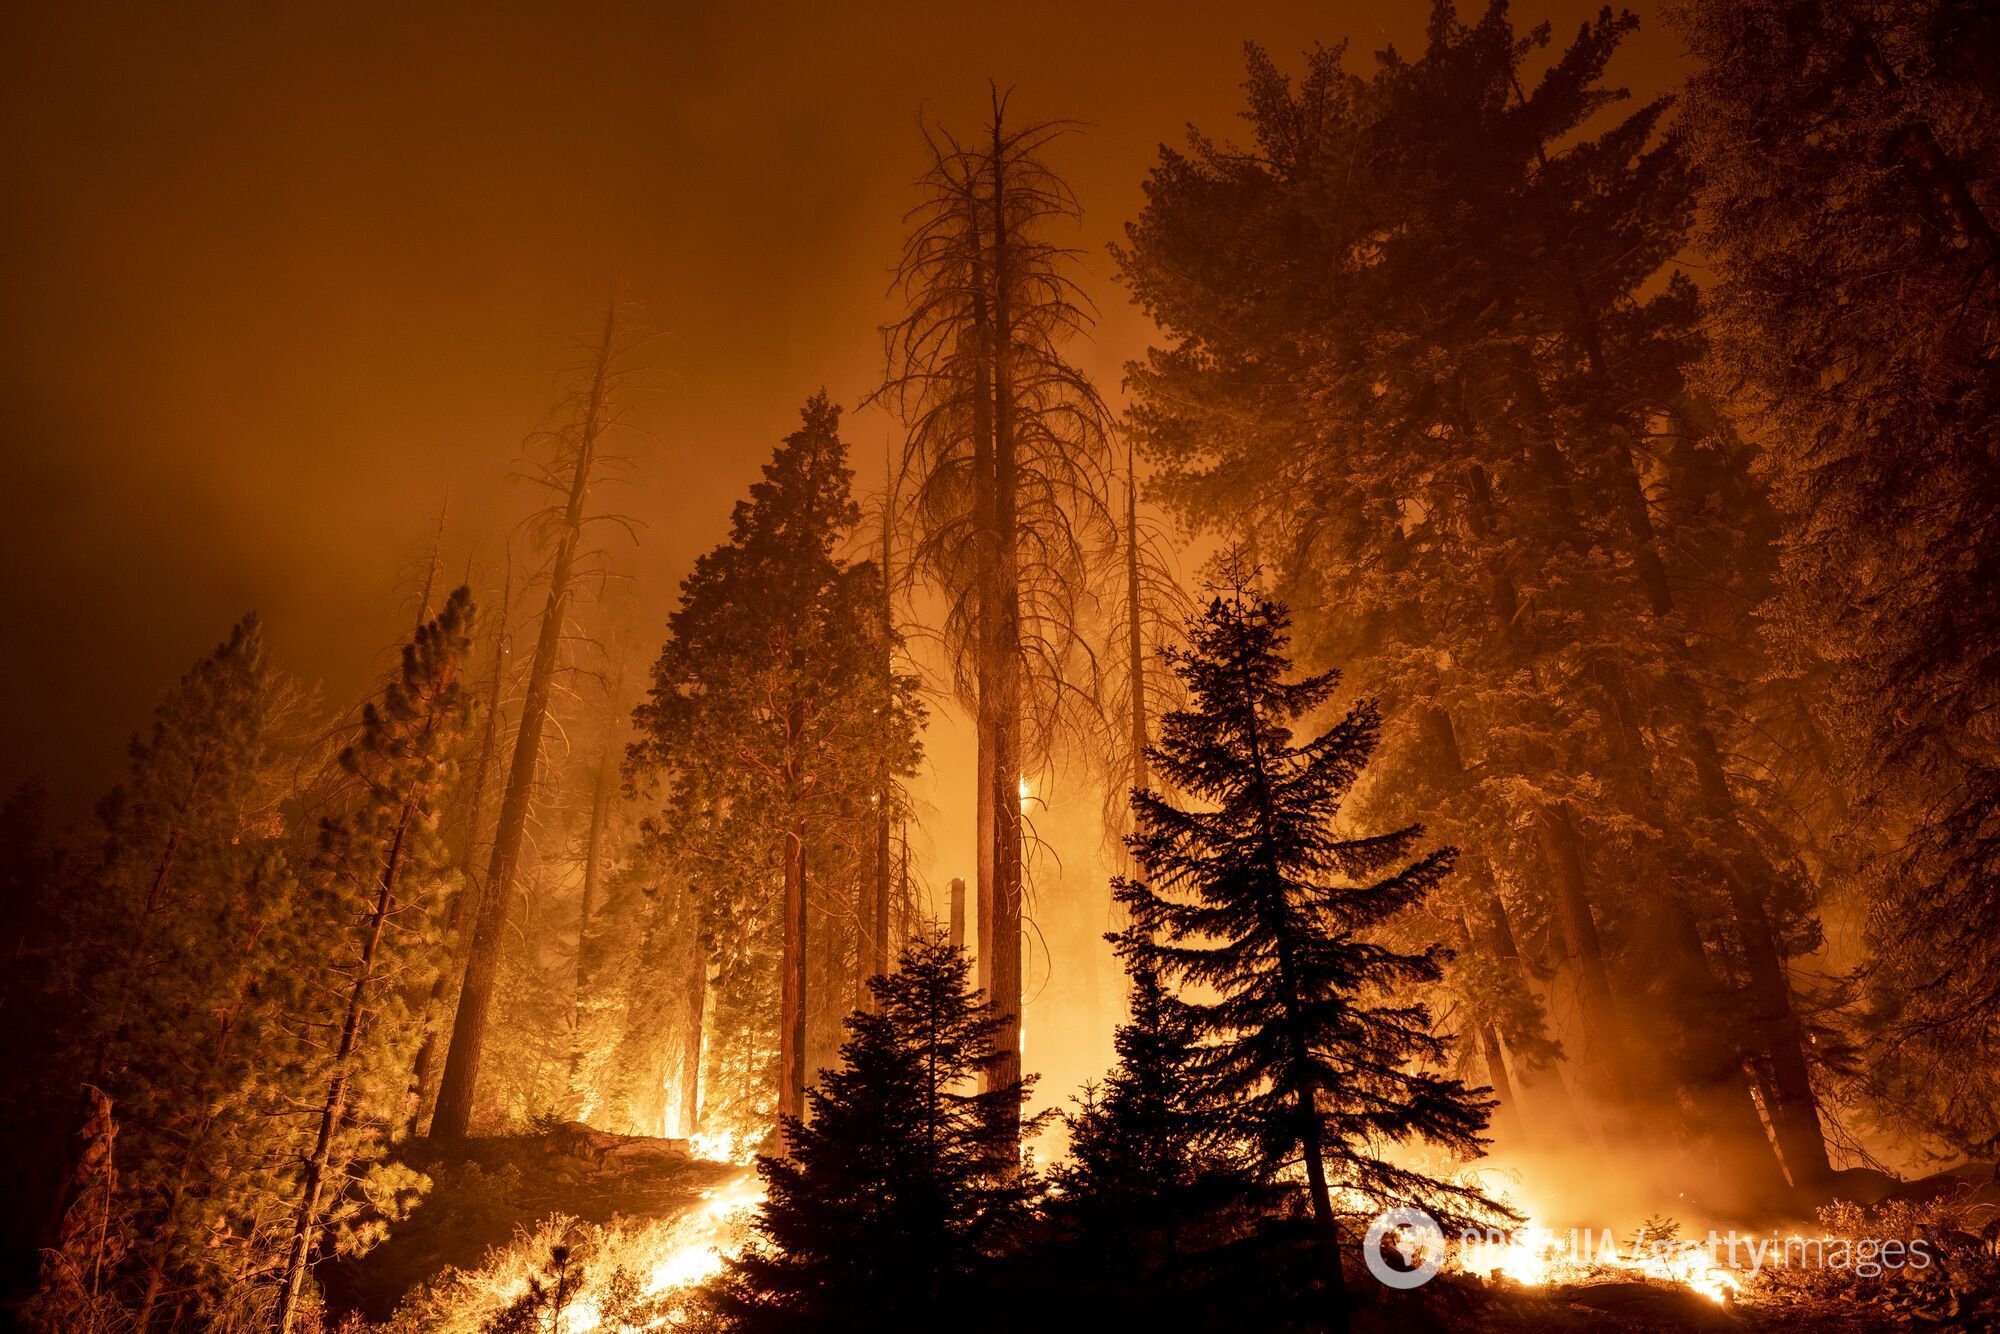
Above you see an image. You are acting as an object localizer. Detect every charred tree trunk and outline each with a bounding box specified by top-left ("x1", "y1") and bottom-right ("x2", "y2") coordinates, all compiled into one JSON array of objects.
[
  {"x1": 432, "y1": 307, "x2": 617, "y2": 1141},
  {"x1": 969, "y1": 189, "x2": 1000, "y2": 1015},
  {"x1": 1122, "y1": 441, "x2": 1152, "y2": 951}
]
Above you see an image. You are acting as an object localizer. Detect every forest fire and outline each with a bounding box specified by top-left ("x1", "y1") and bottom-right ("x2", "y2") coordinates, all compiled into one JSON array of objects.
[
  {"x1": 630, "y1": 1174, "x2": 764, "y2": 1297},
  {"x1": 6, "y1": 1, "x2": 2000, "y2": 1331}
]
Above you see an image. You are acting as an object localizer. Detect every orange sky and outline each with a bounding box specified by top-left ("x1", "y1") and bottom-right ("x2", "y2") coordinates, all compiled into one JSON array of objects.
[{"x1": 0, "y1": 0, "x2": 1683, "y2": 827}]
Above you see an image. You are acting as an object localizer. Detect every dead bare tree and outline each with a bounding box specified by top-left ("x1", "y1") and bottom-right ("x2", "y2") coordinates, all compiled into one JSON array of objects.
[
  {"x1": 875, "y1": 91, "x2": 1114, "y2": 1150},
  {"x1": 431, "y1": 306, "x2": 643, "y2": 1139},
  {"x1": 1095, "y1": 438, "x2": 1191, "y2": 866}
]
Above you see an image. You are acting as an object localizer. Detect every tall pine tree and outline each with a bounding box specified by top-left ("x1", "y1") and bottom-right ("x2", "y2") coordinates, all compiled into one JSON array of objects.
[
  {"x1": 1674, "y1": 0, "x2": 2000, "y2": 1157},
  {"x1": 629, "y1": 394, "x2": 922, "y2": 1148},
  {"x1": 1119, "y1": 2, "x2": 1833, "y2": 1202},
  {"x1": 1117, "y1": 575, "x2": 1505, "y2": 1327},
  {"x1": 271, "y1": 588, "x2": 478, "y2": 1331}
]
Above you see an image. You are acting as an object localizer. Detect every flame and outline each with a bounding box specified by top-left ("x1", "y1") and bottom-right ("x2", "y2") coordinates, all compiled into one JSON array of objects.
[
  {"x1": 559, "y1": 1170, "x2": 766, "y2": 1332},
  {"x1": 690, "y1": 1126, "x2": 761, "y2": 1165},
  {"x1": 647, "y1": 1172, "x2": 765, "y2": 1290},
  {"x1": 1459, "y1": 1217, "x2": 1742, "y2": 1305}
]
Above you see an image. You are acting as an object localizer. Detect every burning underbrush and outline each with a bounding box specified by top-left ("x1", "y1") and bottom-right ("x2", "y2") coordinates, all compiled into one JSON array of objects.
[
  {"x1": 378, "y1": 1173, "x2": 763, "y2": 1333},
  {"x1": 1429, "y1": 1163, "x2": 2000, "y2": 1330},
  {"x1": 331, "y1": 1132, "x2": 2000, "y2": 1331}
]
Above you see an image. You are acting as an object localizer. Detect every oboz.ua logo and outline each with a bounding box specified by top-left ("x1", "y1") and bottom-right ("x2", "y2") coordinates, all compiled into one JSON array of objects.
[{"x1": 1363, "y1": 1206, "x2": 1446, "y2": 1289}]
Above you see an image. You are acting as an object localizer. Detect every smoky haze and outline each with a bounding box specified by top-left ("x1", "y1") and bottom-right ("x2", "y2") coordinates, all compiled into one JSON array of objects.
[{"x1": 0, "y1": 0, "x2": 1678, "y2": 810}]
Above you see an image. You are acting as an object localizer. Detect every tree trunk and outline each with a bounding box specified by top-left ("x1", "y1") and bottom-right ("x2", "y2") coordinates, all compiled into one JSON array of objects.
[
  {"x1": 271, "y1": 812, "x2": 409, "y2": 1333},
  {"x1": 982, "y1": 105, "x2": 1026, "y2": 1150},
  {"x1": 1548, "y1": 166, "x2": 1833, "y2": 1189},
  {"x1": 679, "y1": 940, "x2": 706, "y2": 1140},
  {"x1": 896, "y1": 831, "x2": 911, "y2": 953},
  {"x1": 972, "y1": 299, "x2": 998, "y2": 1014},
  {"x1": 432, "y1": 308, "x2": 616, "y2": 1141},
  {"x1": 1474, "y1": 890, "x2": 1592, "y2": 1145},
  {"x1": 567, "y1": 746, "x2": 612, "y2": 1114},
  {"x1": 1457, "y1": 465, "x2": 1641, "y2": 1112},
  {"x1": 1533, "y1": 804, "x2": 1636, "y2": 1106},
  {"x1": 1122, "y1": 442, "x2": 1151, "y2": 953},
  {"x1": 1450, "y1": 910, "x2": 1524, "y2": 1147},
  {"x1": 872, "y1": 453, "x2": 895, "y2": 988},
  {"x1": 1603, "y1": 443, "x2": 1830, "y2": 1189},
  {"x1": 1655, "y1": 899, "x2": 1796, "y2": 1209},
  {"x1": 779, "y1": 817, "x2": 807, "y2": 1150},
  {"x1": 1298, "y1": 1087, "x2": 1351, "y2": 1333},
  {"x1": 1126, "y1": 441, "x2": 1151, "y2": 803}
]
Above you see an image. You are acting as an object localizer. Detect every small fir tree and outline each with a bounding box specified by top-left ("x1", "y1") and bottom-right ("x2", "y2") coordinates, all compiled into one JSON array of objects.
[
  {"x1": 712, "y1": 933, "x2": 1042, "y2": 1333},
  {"x1": 1039, "y1": 952, "x2": 1269, "y2": 1330}
]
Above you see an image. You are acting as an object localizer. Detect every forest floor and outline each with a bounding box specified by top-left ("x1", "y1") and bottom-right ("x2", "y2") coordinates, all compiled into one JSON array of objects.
[{"x1": 318, "y1": 1127, "x2": 739, "y2": 1322}]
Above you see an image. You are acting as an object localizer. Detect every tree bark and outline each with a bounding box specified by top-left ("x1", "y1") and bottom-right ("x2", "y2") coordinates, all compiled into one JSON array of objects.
[
  {"x1": 1654, "y1": 898, "x2": 1796, "y2": 1208},
  {"x1": 1455, "y1": 912, "x2": 1524, "y2": 1147},
  {"x1": 432, "y1": 308, "x2": 616, "y2": 1140},
  {"x1": 1474, "y1": 891, "x2": 1592, "y2": 1146}
]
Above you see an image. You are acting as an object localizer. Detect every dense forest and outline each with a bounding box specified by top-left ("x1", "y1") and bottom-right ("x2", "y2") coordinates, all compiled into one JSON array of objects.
[{"x1": 3, "y1": 1, "x2": 1999, "y2": 1330}]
